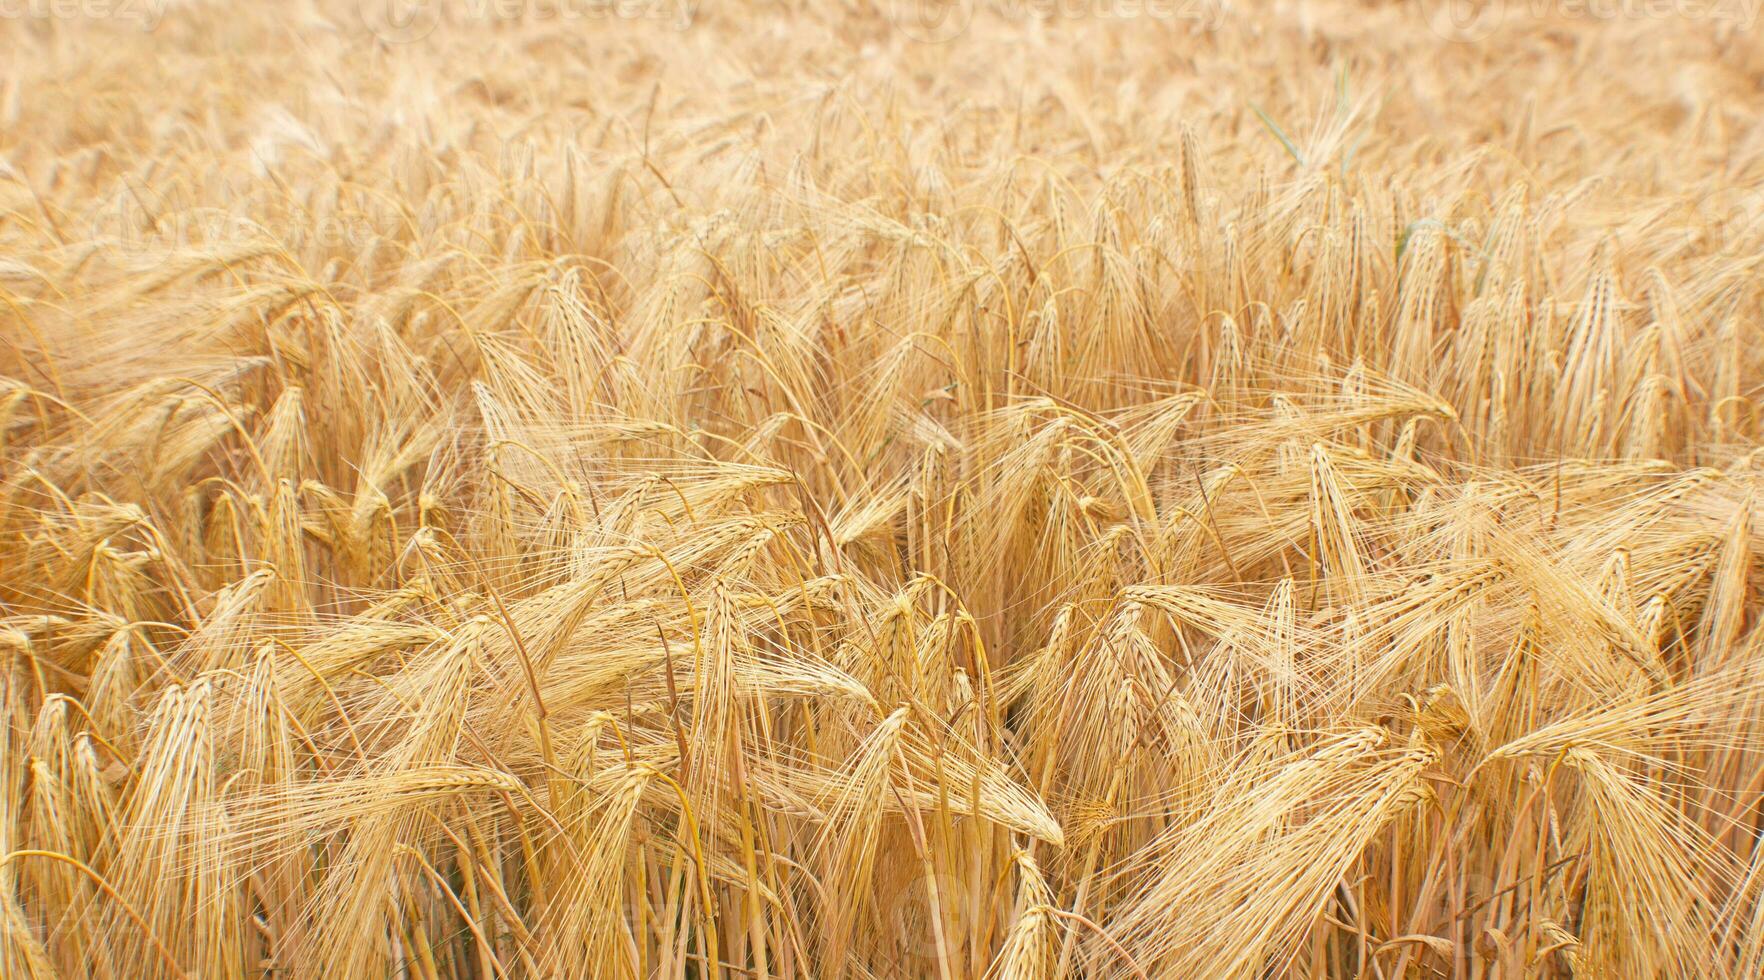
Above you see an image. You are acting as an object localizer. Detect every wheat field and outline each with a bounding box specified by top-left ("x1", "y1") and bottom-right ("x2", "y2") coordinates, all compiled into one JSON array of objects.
[{"x1": 2, "y1": 1, "x2": 1763, "y2": 977}]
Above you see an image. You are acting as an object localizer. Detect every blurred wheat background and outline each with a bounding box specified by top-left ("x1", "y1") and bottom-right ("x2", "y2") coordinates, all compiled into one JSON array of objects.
[{"x1": 2, "y1": 0, "x2": 1763, "y2": 976}]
